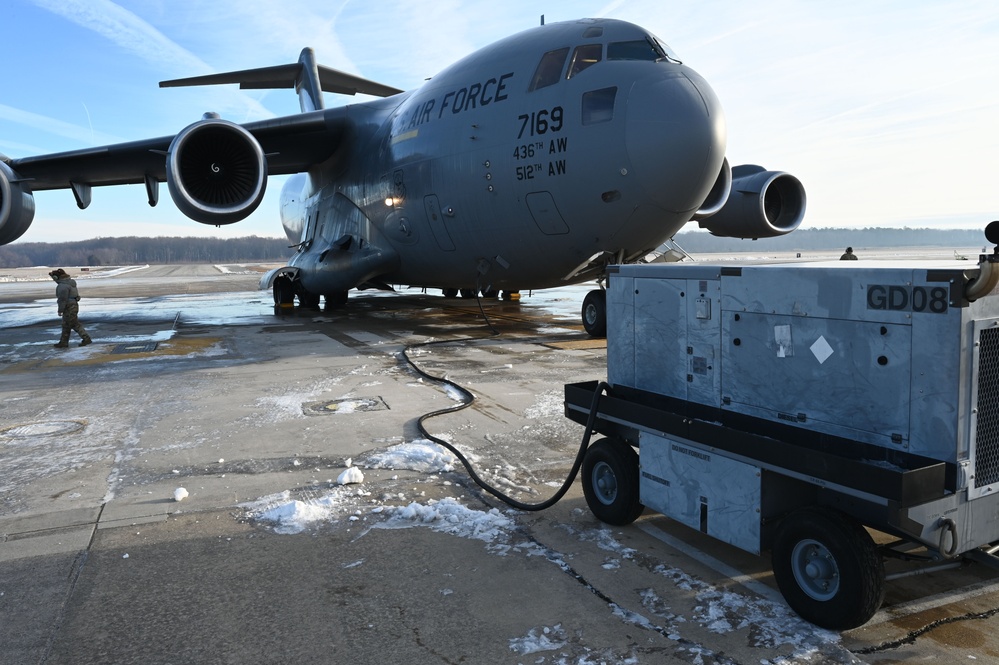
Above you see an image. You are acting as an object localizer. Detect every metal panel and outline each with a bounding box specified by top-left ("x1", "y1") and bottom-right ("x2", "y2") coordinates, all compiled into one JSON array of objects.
[
  {"x1": 970, "y1": 319, "x2": 999, "y2": 499},
  {"x1": 686, "y1": 277, "x2": 722, "y2": 407},
  {"x1": 640, "y1": 431, "x2": 762, "y2": 554},
  {"x1": 632, "y1": 277, "x2": 687, "y2": 400},
  {"x1": 607, "y1": 275, "x2": 636, "y2": 388},
  {"x1": 722, "y1": 311, "x2": 912, "y2": 446}
]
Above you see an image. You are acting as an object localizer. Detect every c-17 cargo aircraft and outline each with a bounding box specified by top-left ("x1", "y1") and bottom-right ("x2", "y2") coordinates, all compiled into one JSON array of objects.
[{"x1": 0, "y1": 17, "x2": 804, "y2": 336}]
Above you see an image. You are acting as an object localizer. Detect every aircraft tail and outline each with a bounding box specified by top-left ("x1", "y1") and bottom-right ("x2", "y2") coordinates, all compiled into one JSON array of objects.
[{"x1": 160, "y1": 48, "x2": 403, "y2": 113}]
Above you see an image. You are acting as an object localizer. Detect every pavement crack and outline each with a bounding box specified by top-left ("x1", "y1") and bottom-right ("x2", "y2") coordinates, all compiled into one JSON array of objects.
[
  {"x1": 504, "y1": 514, "x2": 746, "y2": 665},
  {"x1": 853, "y1": 605, "x2": 999, "y2": 654},
  {"x1": 39, "y1": 502, "x2": 104, "y2": 664}
]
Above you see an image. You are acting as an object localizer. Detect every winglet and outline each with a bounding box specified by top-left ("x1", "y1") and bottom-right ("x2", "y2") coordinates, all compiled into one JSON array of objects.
[{"x1": 160, "y1": 48, "x2": 403, "y2": 113}]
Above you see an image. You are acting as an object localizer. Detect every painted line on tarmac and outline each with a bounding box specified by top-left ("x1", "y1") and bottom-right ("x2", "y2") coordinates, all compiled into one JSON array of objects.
[{"x1": 637, "y1": 522, "x2": 786, "y2": 605}]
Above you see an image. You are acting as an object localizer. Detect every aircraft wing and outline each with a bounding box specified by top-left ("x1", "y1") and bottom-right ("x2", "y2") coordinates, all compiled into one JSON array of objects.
[
  {"x1": 7, "y1": 109, "x2": 346, "y2": 192},
  {"x1": 0, "y1": 47, "x2": 399, "y2": 244},
  {"x1": 1, "y1": 108, "x2": 350, "y2": 243}
]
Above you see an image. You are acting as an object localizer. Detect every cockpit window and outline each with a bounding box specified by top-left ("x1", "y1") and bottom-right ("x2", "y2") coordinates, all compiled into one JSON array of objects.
[
  {"x1": 567, "y1": 44, "x2": 602, "y2": 79},
  {"x1": 607, "y1": 39, "x2": 665, "y2": 62},
  {"x1": 529, "y1": 47, "x2": 570, "y2": 92},
  {"x1": 582, "y1": 87, "x2": 617, "y2": 125}
]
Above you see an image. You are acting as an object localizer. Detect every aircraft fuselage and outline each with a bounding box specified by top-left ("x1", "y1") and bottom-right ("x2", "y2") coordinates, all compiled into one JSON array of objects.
[{"x1": 281, "y1": 18, "x2": 726, "y2": 295}]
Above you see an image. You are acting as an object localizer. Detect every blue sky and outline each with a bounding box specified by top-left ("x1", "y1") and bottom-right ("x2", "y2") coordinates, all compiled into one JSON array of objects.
[{"x1": 1, "y1": 0, "x2": 997, "y2": 243}]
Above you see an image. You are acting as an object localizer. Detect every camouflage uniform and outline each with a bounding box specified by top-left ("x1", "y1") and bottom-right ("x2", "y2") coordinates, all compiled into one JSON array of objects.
[{"x1": 51, "y1": 270, "x2": 92, "y2": 348}]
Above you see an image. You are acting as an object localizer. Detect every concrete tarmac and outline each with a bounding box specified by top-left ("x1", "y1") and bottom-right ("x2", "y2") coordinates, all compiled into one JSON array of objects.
[{"x1": 3, "y1": 264, "x2": 999, "y2": 664}]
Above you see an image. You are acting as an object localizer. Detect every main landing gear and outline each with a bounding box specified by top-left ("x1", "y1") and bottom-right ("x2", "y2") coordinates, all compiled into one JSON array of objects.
[
  {"x1": 272, "y1": 276, "x2": 346, "y2": 314},
  {"x1": 441, "y1": 288, "x2": 520, "y2": 301}
]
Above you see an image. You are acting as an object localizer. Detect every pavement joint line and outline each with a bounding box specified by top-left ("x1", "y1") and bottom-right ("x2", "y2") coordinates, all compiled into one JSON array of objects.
[
  {"x1": 637, "y1": 521, "x2": 786, "y2": 606},
  {"x1": 2, "y1": 520, "x2": 99, "y2": 540},
  {"x1": 38, "y1": 503, "x2": 104, "y2": 664},
  {"x1": 862, "y1": 575, "x2": 999, "y2": 628}
]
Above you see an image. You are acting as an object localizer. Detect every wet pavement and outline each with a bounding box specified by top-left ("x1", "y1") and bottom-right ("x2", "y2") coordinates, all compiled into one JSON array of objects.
[{"x1": 2, "y1": 264, "x2": 999, "y2": 664}]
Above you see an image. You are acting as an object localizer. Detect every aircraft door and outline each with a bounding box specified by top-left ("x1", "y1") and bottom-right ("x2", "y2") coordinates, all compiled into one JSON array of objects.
[
  {"x1": 424, "y1": 195, "x2": 455, "y2": 251},
  {"x1": 526, "y1": 192, "x2": 569, "y2": 235},
  {"x1": 299, "y1": 210, "x2": 318, "y2": 251}
]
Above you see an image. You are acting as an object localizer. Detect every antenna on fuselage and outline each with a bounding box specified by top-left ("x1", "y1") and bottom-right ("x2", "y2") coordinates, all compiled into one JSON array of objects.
[{"x1": 540, "y1": 15, "x2": 545, "y2": 26}]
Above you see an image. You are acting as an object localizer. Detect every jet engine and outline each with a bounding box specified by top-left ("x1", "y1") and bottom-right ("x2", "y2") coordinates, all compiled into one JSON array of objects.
[
  {"x1": 692, "y1": 157, "x2": 732, "y2": 220},
  {"x1": 166, "y1": 118, "x2": 267, "y2": 225},
  {"x1": 696, "y1": 164, "x2": 805, "y2": 239},
  {"x1": 0, "y1": 160, "x2": 36, "y2": 245}
]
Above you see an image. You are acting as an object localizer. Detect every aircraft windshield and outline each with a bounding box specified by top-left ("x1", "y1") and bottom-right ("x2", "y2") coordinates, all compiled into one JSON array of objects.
[
  {"x1": 529, "y1": 47, "x2": 570, "y2": 91},
  {"x1": 567, "y1": 44, "x2": 602, "y2": 79},
  {"x1": 608, "y1": 37, "x2": 681, "y2": 64}
]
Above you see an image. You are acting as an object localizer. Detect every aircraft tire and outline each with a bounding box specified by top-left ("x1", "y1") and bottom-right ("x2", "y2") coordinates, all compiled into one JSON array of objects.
[
  {"x1": 300, "y1": 291, "x2": 321, "y2": 309},
  {"x1": 324, "y1": 291, "x2": 348, "y2": 311},
  {"x1": 273, "y1": 276, "x2": 295, "y2": 306},
  {"x1": 772, "y1": 507, "x2": 885, "y2": 630},
  {"x1": 581, "y1": 438, "x2": 644, "y2": 526},
  {"x1": 581, "y1": 290, "x2": 607, "y2": 337},
  {"x1": 442, "y1": 288, "x2": 458, "y2": 298},
  {"x1": 459, "y1": 288, "x2": 478, "y2": 299}
]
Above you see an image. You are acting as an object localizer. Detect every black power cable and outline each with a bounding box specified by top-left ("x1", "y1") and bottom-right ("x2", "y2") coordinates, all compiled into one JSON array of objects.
[{"x1": 402, "y1": 337, "x2": 607, "y2": 511}]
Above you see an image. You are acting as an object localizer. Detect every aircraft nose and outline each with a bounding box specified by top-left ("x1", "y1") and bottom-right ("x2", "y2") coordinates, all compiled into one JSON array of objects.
[{"x1": 624, "y1": 69, "x2": 726, "y2": 213}]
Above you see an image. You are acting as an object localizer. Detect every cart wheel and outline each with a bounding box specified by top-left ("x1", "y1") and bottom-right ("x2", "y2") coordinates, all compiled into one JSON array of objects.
[
  {"x1": 772, "y1": 508, "x2": 885, "y2": 630},
  {"x1": 581, "y1": 438, "x2": 644, "y2": 525},
  {"x1": 581, "y1": 290, "x2": 607, "y2": 338}
]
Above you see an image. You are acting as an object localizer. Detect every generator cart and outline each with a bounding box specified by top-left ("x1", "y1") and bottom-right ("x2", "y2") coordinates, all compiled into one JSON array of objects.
[{"x1": 565, "y1": 240, "x2": 999, "y2": 629}]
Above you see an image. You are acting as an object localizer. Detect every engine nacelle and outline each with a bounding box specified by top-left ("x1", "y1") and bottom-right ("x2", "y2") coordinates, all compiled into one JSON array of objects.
[
  {"x1": 166, "y1": 118, "x2": 267, "y2": 225},
  {"x1": 0, "y1": 160, "x2": 36, "y2": 246},
  {"x1": 692, "y1": 157, "x2": 732, "y2": 220},
  {"x1": 696, "y1": 164, "x2": 805, "y2": 239}
]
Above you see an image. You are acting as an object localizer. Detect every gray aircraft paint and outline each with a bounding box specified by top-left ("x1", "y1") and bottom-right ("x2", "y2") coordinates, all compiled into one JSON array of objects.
[{"x1": 0, "y1": 18, "x2": 805, "y2": 302}]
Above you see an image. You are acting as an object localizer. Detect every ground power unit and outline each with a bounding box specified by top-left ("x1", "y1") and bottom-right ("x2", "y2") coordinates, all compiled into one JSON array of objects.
[{"x1": 565, "y1": 245, "x2": 999, "y2": 629}]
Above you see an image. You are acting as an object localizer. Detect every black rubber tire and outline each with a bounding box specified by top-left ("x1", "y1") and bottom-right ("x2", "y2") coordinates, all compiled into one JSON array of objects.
[
  {"x1": 581, "y1": 438, "x2": 644, "y2": 525},
  {"x1": 459, "y1": 288, "x2": 478, "y2": 299},
  {"x1": 324, "y1": 290, "x2": 348, "y2": 311},
  {"x1": 442, "y1": 288, "x2": 458, "y2": 298},
  {"x1": 581, "y1": 289, "x2": 607, "y2": 338},
  {"x1": 300, "y1": 291, "x2": 321, "y2": 309},
  {"x1": 273, "y1": 276, "x2": 295, "y2": 306},
  {"x1": 772, "y1": 508, "x2": 885, "y2": 630}
]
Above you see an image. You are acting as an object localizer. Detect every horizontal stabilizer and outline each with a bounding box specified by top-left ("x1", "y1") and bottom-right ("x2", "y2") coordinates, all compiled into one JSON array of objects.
[{"x1": 160, "y1": 48, "x2": 402, "y2": 112}]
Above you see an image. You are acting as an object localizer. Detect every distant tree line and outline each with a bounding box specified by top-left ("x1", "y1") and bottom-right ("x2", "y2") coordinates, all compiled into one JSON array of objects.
[
  {"x1": 673, "y1": 227, "x2": 990, "y2": 253},
  {"x1": 0, "y1": 228, "x2": 991, "y2": 269},
  {"x1": 0, "y1": 235, "x2": 292, "y2": 268}
]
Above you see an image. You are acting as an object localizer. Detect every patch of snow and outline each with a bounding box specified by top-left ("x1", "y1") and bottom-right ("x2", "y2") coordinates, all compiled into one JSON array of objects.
[
  {"x1": 364, "y1": 439, "x2": 456, "y2": 473},
  {"x1": 337, "y1": 466, "x2": 364, "y2": 485},
  {"x1": 508, "y1": 624, "x2": 567, "y2": 655}
]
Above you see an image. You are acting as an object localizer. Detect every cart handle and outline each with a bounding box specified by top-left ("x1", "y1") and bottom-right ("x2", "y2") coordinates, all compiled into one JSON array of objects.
[{"x1": 938, "y1": 517, "x2": 959, "y2": 558}]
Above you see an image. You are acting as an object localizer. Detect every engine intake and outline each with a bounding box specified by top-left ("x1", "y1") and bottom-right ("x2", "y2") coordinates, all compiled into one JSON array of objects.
[
  {"x1": 692, "y1": 157, "x2": 732, "y2": 220},
  {"x1": 696, "y1": 164, "x2": 805, "y2": 239},
  {"x1": 0, "y1": 161, "x2": 36, "y2": 245},
  {"x1": 166, "y1": 118, "x2": 267, "y2": 225}
]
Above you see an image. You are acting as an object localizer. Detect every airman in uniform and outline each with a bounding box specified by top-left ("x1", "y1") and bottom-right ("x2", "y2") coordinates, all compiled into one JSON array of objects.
[{"x1": 50, "y1": 268, "x2": 92, "y2": 348}]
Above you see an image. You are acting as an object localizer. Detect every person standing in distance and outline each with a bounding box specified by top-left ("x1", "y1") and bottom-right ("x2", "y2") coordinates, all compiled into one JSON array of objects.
[
  {"x1": 840, "y1": 247, "x2": 858, "y2": 260},
  {"x1": 49, "y1": 268, "x2": 92, "y2": 348}
]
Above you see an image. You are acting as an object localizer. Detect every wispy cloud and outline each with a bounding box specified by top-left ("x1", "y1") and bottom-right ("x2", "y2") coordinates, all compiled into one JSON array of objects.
[
  {"x1": 29, "y1": 0, "x2": 276, "y2": 121},
  {"x1": 0, "y1": 102, "x2": 123, "y2": 147}
]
